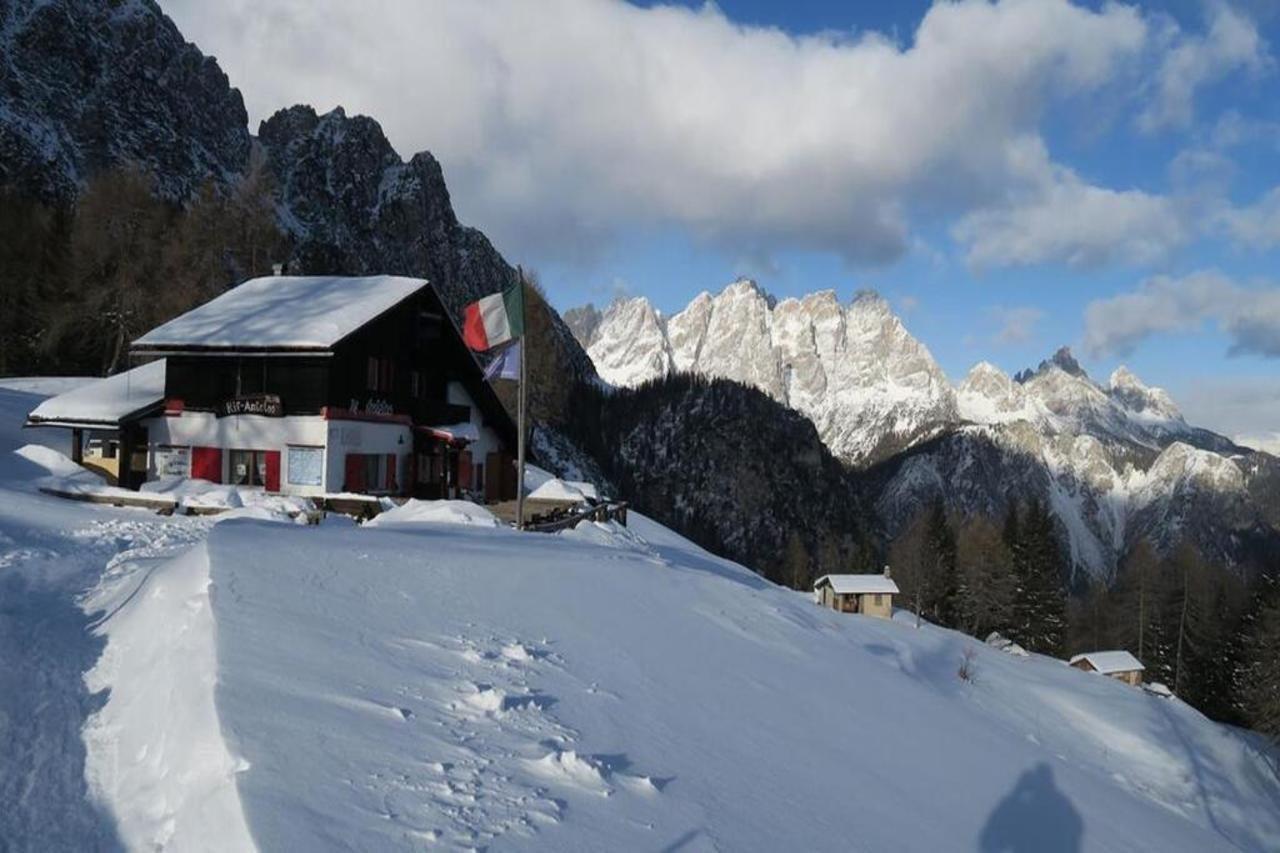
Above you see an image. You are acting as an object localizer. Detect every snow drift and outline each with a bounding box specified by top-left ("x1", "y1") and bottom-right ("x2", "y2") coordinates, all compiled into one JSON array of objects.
[{"x1": 82, "y1": 511, "x2": 1280, "y2": 851}]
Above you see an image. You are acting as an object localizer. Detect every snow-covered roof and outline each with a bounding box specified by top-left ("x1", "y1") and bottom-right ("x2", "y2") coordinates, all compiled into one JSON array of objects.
[
  {"x1": 132, "y1": 276, "x2": 428, "y2": 351},
  {"x1": 1070, "y1": 651, "x2": 1144, "y2": 674},
  {"x1": 813, "y1": 574, "x2": 899, "y2": 595},
  {"x1": 528, "y1": 478, "x2": 596, "y2": 503},
  {"x1": 26, "y1": 360, "x2": 166, "y2": 428}
]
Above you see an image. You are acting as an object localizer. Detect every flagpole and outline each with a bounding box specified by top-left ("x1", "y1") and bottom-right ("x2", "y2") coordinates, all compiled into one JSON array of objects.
[{"x1": 515, "y1": 266, "x2": 527, "y2": 531}]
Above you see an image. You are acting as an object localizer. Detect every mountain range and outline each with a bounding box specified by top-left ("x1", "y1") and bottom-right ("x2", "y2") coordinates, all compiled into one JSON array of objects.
[
  {"x1": 4, "y1": 0, "x2": 1276, "y2": 583},
  {"x1": 569, "y1": 284, "x2": 1280, "y2": 579}
]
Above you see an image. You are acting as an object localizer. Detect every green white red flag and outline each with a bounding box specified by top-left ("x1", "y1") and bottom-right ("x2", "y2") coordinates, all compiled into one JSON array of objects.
[{"x1": 463, "y1": 285, "x2": 524, "y2": 351}]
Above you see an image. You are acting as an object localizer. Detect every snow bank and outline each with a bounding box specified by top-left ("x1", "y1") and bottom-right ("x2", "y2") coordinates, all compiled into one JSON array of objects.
[
  {"x1": 81, "y1": 543, "x2": 255, "y2": 851},
  {"x1": 82, "y1": 511, "x2": 1280, "y2": 851},
  {"x1": 364, "y1": 499, "x2": 500, "y2": 528},
  {"x1": 528, "y1": 478, "x2": 596, "y2": 502},
  {"x1": 15, "y1": 443, "x2": 86, "y2": 478},
  {"x1": 141, "y1": 477, "x2": 313, "y2": 521}
]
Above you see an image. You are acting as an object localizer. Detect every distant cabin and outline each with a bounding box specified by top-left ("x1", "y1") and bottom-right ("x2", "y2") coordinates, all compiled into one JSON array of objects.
[
  {"x1": 1069, "y1": 651, "x2": 1145, "y2": 686},
  {"x1": 813, "y1": 572, "x2": 898, "y2": 619},
  {"x1": 25, "y1": 275, "x2": 519, "y2": 501}
]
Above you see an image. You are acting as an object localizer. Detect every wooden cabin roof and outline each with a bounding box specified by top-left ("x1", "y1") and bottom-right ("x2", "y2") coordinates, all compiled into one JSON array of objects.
[
  {"x1": 132, "y1": 276, "x2": 428, "y2": 353},
  {"x1": 813, "y1": 574, "x2": 900, "y2": 595},
  {"x1": 25, "y1": 360, "x2": 166, "y2": 429},
  {"x1": 1069, "y1": 651, "x2": 1144, "y2": 674}
]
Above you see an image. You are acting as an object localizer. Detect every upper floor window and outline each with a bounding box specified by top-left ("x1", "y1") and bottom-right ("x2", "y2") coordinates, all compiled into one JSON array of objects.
[{"x1": 366, "y1": 356, "x2": 379, "y2": 391}]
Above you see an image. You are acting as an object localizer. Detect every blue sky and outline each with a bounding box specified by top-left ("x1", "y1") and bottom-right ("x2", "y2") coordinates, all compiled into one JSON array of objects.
[{"x1": 166, "y1": 0, "x2": 1280, "y2": 445}]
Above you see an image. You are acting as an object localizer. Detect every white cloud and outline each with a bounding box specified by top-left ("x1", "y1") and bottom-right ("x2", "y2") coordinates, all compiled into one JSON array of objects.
[
  {"x1": 1178, "y1": 377, "x2": 1280, "y2": 454},
  {"x1": 161, "y1": 0, "x2": 1153, "y2": 266},
  {"x1": 989, "y1": 306, "x2": 1045, "y2": 345},
  {"x1": 1082, "y1": 270, "x2": 1280, "y2": 357},
  {"x1": 1138, "y1": 3, "x2": 1270, "y2": 132},
  {"x1": 1216, "y1": 185, "x2": 1280, "y2": 248},
  {"x1": 953, "y1": 141, "x2": 1187, "y2": 268}
]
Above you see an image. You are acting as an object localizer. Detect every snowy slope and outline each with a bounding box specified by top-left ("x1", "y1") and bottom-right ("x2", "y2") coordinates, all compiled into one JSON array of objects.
[{"x1": 82, "y1": 513, "x2": 1280, "y2": 851}]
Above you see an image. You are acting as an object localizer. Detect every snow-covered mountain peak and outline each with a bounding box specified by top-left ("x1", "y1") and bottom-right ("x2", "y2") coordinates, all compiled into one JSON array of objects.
[
  {"x1": 575, "y1": 280, "x2": 956, "y2": 464},
  {"x1": 586, "y1": 297, "x2": 670, "y2": 387},
  {"x1": 956, "y1": 362, "x2": 1033, "y2": 424},
  {"x1": 1108, "y1": 366, "x2": 1184, "y2": 423}
]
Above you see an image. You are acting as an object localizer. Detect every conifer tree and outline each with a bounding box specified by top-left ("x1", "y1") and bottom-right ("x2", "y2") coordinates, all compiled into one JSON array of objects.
[
  {"x1": 1010, "y1": 499, "x2": 1067, "y2": 656},
  {"x1": 955, "y1": 515, "x2": 1017, "y2": 638},
  {"x1": 924, "y1": 499, "x2": 958, "y2": 627}
]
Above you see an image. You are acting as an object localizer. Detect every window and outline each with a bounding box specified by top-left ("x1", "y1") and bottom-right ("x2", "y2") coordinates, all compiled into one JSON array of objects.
[
  {"x1": 367, "y1": 357, "x2": 379, "y2": 392},
  {"x1": 154, "y1": 445, "x2": 190, "y2": 477},
  {"x1": 364, "y1": 454, "x2": 383, "y2": 491},
  {"x1": 873, "y1": 594, "x2": 883, "y2": 606},
  {"x1": 286, "y1": 446, "x2": 323, "y2": 487},
  {"x1": 410, "y1": 370, "x2": 421, "y2": 399},
  {"x1": 230, "y1": 449, "x2": 267, "y2": 486},
  {"x1": 474, "y1": 462, "x2": 484, "y2": 493}
]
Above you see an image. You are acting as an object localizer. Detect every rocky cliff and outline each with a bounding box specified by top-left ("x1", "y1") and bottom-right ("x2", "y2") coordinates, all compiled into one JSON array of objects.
[
  {"x1": 0, "y1": 0, "x2": 251, "y2": 201},
  {"x1": 575, "y1": 282, "x2": 1280, "y2": 579}
]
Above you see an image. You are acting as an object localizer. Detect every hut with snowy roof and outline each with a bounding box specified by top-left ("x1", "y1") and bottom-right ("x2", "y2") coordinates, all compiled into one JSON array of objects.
[
  {"x1": 1069, "y1": 651, "x2": 1145, "y2": 686},
  {"x1": 813, "y1": 570, "x2": 898, "y2": 619},
  {"x1": 26, "y1": 275, "x2": 519, "y2": 500}
]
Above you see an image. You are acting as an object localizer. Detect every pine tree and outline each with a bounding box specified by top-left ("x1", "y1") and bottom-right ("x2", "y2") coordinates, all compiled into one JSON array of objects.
[
  {"x1": 889, "y1": 510, "x2": 931, "y2": 628},
  {"x1": 955, "y1": 515, "x2": 1017, "y2": 639},
  {"x1": 1010, "y1": 499, "x2": 1067, "y2": 656},
  {"x1": 924, "y1": 500, "x2": 958, "y2": 627},
  {"x1": 1236, "y1": 574, "x2": 1280, "y2": 740}
]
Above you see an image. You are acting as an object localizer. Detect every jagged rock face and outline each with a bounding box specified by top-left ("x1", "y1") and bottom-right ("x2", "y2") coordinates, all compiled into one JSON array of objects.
[
  {"x1": 581, "y1": 280, "x2": 957, "y2": 465},
  {"x1": 562, "y1": 304, "x2": 603, "y2": 351},
  {"x1": 886, "y1": 356, "x2": 1275, "y2": 579},
  {"x1": 580, "y1": 280, "x2": 1277, "y2": 578},
  {"x1": 257, "y1": 105, "x2": 596, "y2": 390},
  {"x1": 0, "y1": 0, "x2": 251, "y2": 200}
]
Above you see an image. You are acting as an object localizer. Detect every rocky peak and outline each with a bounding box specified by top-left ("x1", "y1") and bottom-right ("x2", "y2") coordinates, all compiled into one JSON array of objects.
[
  {"x1": 563, "y1": 303, "x2": 604, "y2": 349},
  {"x1": 0, "y1": 0, "x2": 251, "y2": 200},
  {"x1": 576, "y1": 280, "x2": 956, "y2": 464},
  {"x1": 1108, "y1": 366, "x2": 1183, "y2": 422}
]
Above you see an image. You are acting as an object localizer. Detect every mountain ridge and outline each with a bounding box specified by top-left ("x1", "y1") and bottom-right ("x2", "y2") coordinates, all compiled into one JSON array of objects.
[{"x1": 571, "y1": 283, "x2": 1278, "y2": 577}]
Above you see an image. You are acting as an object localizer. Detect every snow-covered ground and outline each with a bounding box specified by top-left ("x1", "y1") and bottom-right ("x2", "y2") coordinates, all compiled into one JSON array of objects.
[{"x1": 2, "y1": 380, "x2": 1279, "y2": 851}]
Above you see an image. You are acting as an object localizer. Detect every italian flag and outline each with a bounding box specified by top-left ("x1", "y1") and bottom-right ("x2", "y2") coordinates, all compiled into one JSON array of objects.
[{"x1": 463, "y1": 285, "x2": 524, "y2": 351}]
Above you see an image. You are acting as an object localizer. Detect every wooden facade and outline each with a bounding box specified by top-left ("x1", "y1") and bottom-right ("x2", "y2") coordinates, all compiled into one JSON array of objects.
[{"x1": 126, "y1": 279, "x2": 520, "y2": 501}]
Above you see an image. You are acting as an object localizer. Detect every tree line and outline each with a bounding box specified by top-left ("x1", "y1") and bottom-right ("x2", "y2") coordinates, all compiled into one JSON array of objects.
[
  {"x1": 883, "y1": 499, "x2": 1280, "y2": 740},
  {"x1": 0, "y1": 158, "x2": 283, "y2": 377}
]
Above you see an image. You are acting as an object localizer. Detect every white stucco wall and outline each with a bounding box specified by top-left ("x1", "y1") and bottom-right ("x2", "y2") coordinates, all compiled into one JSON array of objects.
[
  {"x1": 142, "y1": 413, "x2": 333, "y2": 496},
  {"x1": 445, "y1": 381, "x2": 505, "y2": 461},
  {"x1": 325, "y1": 419, "x2": 412, "y2": 494}
]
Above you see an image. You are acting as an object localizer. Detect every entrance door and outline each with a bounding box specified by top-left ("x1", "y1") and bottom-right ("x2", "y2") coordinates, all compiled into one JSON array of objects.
[{"x1": 263, "y1": 450, "x2": 281, "y2": 493}]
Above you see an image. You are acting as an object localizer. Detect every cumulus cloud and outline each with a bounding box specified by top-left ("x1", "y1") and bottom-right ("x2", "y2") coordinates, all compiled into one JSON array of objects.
[
  {"x1": 162, "y1": 0, "x2": 1158, "y2": 266},
  {"x1": 1138, "y1": 4, "x2": 1270, "y2": 132},
  {"x1": 953, "y1": 141, "x2": 1187, "y2": 268},
  {"x1": 1082, "y1": 270, "x2": 1280, "y2": 357},
  {"x1": 988, "y1": 306, "x2": 1045, "y2": 345},
  {"x1": 1216, "y1": 185, "x2": 1280, "y2": 248},
  {"x1": 1178, "y1": 377, "x2": 1280, "y2": 454}
]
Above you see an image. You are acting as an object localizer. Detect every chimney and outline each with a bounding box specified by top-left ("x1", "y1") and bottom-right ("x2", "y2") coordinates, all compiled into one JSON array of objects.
[
  {"x1": 883, "y1": 564, "x2": 891, "y2": 579},
  {"x1": 272, "y1": 262, "x2": 284, "y2": 276}
]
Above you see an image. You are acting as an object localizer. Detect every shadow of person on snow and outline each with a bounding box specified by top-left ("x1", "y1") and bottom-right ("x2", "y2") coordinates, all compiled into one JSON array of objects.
[{"x1": 979, "y1": 763, "x2": 1083, "y2": 853}]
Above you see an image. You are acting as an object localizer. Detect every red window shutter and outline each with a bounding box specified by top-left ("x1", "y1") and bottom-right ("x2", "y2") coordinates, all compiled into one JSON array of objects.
[
  {"x1": 459, "y1": 451, "x2": 472, "y2": 490},
  {"x1": 192, "y1": 447, "x2": 222, "y2": 483},
  {"x1": 264, "y1": 451, "x2": 281, "y2": 493},
  {"x1": 385, "y1": 453, "x2": 397, "y2": 493},
  {"x1": 344, "y1": 454, "x2": 365, "y2": 492}
]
